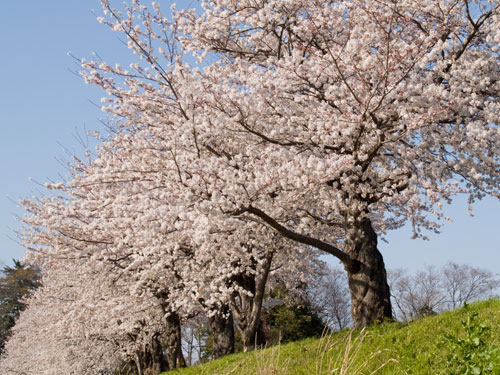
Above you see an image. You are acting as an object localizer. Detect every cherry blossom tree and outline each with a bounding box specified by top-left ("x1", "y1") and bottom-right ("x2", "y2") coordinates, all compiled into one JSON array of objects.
[
  {"x1": 79, "y1": 0, "x2": 499, "y2": 327},
  {"x1": 69, "y1": 6, "x2": 329, "y2": 348},
  {"x1": 175, "y1": 0, "x2": 500, "y2": 326},
  {"x1": 0, "y1": 258, "x2": 166, "y2": 375},
  {"x1": 14, "y1": 107, "x2": 322, "y2": 360},
  {"x1": 14, "y1": 146, "x2": 190, "y2": 371}
]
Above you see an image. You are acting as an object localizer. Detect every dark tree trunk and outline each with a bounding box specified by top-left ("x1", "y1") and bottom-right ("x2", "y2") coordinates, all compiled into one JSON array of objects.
[
  {"x1": 149, "y1": 334, "x2": 168, "y2": 374},
  {"x1": 240, "y1": 318, "x2": 267, "y2": 352},
  {"x1": 256, "y1": 321, "x2": 266, "y2": 348},
  {"x1": 133, "y1": 334, "x2": 168, "y2": 375},
  {"x1": 165, "y1": 312, "x2": 186, "y2": 369},
  {"x1": 134, "y1": 353, "x2": 143, "y2": 375},
  {"x1": 344, "y1": 217, "x2": 392, "y2": 327},
  {"x1": 230, "y1": 250, "x2": 273, "y2": 352},
  {"x1": 208, "y1": 305, "x2": 235, "y2": 359}
]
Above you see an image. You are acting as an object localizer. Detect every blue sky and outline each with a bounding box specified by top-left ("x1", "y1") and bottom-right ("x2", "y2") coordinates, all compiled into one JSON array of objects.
[{"x1": 0, "y1": 1, "x2": 498, "y2": 275}]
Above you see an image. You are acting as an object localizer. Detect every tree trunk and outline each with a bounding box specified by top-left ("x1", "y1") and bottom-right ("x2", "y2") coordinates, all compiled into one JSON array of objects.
[
  {"x1": 148, "y1": 334, "x2": 169, "y2": 374},
  {"x1": 133, "y1": 334, "x2": 169, "y2": 375},
  {"x1": 240, "y1": 318, "x2": 267, "y2": 352},
  {"x1": 344, "y1": 217, "x2": 392, "y2": 327},
  {"x1": 165, "y1": 312, "x2": 186, "y2": 369},
  {"x1": 241, "y1": 320, "x2": 266, "y2": 352},
  {"x1": 231, "y1": 251, "x2": 273, "y2": 352},
  {"x1": 134, "y1": 352, "x2": 144, "y2": 375},
  {"x1": 208, "y1": 305, "x2": 235, "y2": 359}
]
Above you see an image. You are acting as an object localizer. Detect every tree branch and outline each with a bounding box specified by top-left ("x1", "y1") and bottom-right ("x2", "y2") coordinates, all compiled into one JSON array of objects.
[{"x1": 236, "y1": 205, "x2": 357, "y2": 270}]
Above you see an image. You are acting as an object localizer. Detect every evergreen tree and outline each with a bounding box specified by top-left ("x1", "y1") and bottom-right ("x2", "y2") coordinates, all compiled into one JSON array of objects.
[
  {"x1": 262, "y1": 284, "x2": 327, "y2": 346},
  {"x1": 0, "y1": 260, "x2": 41, "y2": 355}
]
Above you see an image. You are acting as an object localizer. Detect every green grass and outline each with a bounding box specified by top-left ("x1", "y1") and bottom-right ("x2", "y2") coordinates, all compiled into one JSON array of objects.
[{"x1": 164, "y1": 299, "x2": 500, "y2": 375}]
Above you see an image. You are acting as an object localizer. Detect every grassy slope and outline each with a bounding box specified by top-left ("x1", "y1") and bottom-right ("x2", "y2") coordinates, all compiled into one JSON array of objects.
[{"x1": 164, "y1": 299, "x2": 500, "y2": 375}]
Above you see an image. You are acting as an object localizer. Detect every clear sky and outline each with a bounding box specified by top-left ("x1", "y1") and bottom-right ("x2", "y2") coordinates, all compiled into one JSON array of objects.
[{"x1": 0, "y1": 1, "x2": 499, "y2": 275}]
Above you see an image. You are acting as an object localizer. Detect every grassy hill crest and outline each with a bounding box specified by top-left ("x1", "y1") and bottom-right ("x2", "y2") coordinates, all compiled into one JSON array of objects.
[{"x1": 165, "y1": 299, "x2": 500, "y2": 375}]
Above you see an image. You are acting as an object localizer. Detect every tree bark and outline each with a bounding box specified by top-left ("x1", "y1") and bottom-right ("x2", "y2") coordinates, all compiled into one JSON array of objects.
[
  {"x1": 239, "y1": 319, "x2": 267, "y2": 352},
  {"x1": 150, "y1": 334, "x2": 169, "y2": 374},
  {"x1": 344, "y1": 217, "x2": 392, "y2": 327},
  {"x1": 133, "y1": 333, "x2": 168, "y2": 375},
  {"x1": 208, "y1": 305, "x2": 235, "y2": 359},
  {"x1": 230, "y1": 250, "x2": 273, "y2": 352},
  {"x1": 165, "y1": 312, "x2": 186, "y2": 369},
  {"x1": 134, "y1": 352, "x2": 144, "y2": 375}
]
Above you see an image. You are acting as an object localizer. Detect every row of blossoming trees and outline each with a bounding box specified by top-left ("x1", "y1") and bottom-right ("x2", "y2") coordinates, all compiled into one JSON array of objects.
[{"x1": 1, "y1": 0, "x2": 499, "y2": 374}]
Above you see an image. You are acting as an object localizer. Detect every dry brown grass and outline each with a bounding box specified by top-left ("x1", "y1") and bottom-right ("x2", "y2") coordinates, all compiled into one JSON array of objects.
[{"x1": 315, "y1": 328, "x2": 398, "y2": 375}]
